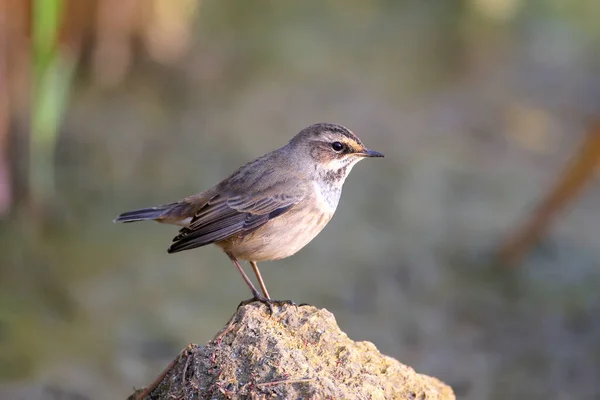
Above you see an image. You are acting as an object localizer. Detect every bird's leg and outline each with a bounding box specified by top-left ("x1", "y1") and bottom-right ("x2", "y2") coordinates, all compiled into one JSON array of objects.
[
  {"x1": 250, "y1": 261, "x2": 270, "y2": 299},
  {"x1": 226, "y1": 253, "x2": 296, "y2": 315},
  {"x1": 248, "y1": 260, "x2": 298, "y2": 310},
  {"x1": 226, "y1": 252, "x2": 264, "y2": 300},
  {"x1": 226, "y1": 252, "x2": 274, "y2": 314}
]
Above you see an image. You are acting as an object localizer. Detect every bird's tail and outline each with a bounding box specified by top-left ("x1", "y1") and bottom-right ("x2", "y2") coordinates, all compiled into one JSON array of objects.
[{"x1": 114, "y1": 203, "x2": 178, "y2": 223}]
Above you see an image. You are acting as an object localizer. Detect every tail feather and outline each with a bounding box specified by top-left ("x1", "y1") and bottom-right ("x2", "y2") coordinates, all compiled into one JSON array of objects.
[{"x1": 114, "y1": 204, "x2": 176, "y2": 223}]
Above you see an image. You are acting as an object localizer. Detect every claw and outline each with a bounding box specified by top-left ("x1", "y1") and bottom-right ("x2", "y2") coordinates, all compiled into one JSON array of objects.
[{"x1": 237, "y1": 296, "x2": 297, "y2": 316}]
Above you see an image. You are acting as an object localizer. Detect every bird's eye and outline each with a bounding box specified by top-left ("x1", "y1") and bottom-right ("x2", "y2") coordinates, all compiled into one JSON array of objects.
[{"x1": 331, "y1": 142, "x2": 344, "y2": 152}]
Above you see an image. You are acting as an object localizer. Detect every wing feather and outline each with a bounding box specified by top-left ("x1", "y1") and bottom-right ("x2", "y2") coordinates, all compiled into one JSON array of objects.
[{"x1": 167, "y1": 179, "x2": 305, "y2": 253}]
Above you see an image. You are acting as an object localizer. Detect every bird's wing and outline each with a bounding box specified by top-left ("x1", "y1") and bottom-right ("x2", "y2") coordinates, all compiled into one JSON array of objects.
[{"x1": 167, "y1": 178, "x2": 306, "y2": 253}]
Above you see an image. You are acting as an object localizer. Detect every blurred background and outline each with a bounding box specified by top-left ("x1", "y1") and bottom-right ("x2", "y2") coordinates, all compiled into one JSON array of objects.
[{"x1": 1, "y1": 0, "x2": 600, "y2": 399}]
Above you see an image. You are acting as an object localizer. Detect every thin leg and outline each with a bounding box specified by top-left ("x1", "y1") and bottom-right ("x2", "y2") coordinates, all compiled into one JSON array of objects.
[
  {"x1": 226, "y1": 252, "x2": 263, "y2": 299},
  {"x1": 250, "y1": 261, "x2": 270, "y2": 299},
  {"x1": 226, "y1": 252, "x2": 296, "y2": 315}
]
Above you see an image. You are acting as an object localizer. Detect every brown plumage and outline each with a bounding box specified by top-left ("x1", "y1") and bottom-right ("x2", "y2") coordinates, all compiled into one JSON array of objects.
[{"x1": 115, "y1": 122, "x2": 383, "y2": 308}]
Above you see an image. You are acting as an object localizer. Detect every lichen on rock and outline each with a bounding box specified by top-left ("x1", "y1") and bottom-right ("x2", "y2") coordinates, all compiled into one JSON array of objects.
[{"x1": 129, "y1": 303, "x2": 455, "y2": 400}]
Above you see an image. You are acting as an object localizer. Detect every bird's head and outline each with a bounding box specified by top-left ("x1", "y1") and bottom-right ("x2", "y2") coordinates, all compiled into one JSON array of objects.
[{"x1": 289, "y1": 123, "x2": 384, "y2": 183}]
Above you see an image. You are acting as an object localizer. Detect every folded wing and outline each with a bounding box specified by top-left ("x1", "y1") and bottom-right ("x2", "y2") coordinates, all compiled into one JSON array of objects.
[{"x1": 168, "y1": 180, "x2": 305, "y2": 253}]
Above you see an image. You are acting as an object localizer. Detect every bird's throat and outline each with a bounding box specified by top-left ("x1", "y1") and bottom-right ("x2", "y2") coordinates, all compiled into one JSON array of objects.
[{"x1": 316, "y1": 164, "x2": 355, "y2": 211}]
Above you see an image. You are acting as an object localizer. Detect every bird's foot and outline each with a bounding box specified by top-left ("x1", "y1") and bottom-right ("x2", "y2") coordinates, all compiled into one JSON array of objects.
[{"x1": 237, "y1": 295, "x2": 297, "y2": 316}]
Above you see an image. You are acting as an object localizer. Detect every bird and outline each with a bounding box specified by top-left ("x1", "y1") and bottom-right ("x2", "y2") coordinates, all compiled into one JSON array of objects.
[{"x1": 114, "y1": 122, "x2": 383, "y2": 310}]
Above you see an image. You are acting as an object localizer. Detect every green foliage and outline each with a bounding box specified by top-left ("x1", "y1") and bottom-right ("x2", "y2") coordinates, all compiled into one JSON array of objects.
[{"x1": 31, "y1": 0, "x2": 76, "y2": 203}]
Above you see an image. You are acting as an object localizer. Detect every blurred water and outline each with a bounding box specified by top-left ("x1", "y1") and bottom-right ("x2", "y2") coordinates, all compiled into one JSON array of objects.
[{"x1": 2, "y1": 2, "x2": 600, "y2": 399}]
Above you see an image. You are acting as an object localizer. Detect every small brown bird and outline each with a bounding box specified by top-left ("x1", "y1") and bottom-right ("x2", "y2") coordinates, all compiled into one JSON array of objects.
[{"x1": 115, "y1": 123, "x2": 383, "y2": 309}]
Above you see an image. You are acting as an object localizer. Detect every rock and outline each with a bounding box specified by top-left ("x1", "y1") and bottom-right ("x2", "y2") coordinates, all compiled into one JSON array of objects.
[{"x1": 129, "y1": 303, "x2": 455, "y2": 400}]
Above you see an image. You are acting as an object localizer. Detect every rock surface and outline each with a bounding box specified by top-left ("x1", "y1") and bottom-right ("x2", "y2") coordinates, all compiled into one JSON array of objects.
[{"x1": 129, "y1": 303, "x2": 455, "y2": 400}]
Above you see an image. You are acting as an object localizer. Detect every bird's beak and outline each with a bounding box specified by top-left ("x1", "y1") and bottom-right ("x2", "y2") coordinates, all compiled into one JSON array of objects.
[{"x1": 358, "y1": 148, "x2": 385, "y2": 158}]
